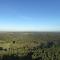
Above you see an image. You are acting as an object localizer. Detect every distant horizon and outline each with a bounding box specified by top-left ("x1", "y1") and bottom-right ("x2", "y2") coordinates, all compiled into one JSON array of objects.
[
  {"x1": 0, "y1": 30, "x2": 60, "y2": 32},
  {"x1": 0, "y1": 26, "x2": 60, "y2": 32}
]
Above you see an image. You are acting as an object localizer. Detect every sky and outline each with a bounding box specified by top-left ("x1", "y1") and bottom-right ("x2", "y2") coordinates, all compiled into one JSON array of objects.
[{"x1": 0, "y1": 0, "x2": 60, "y2": 31}]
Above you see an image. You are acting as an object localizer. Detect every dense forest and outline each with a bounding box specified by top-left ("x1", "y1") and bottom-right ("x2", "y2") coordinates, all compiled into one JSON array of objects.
[{"x1": 0, "y1": 32, "x2": 60, "y2": 60}]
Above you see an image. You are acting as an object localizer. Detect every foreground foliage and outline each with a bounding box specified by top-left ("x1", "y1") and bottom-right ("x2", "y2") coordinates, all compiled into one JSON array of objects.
[{"x1": 0, "y1": 32, "x2": 60, "y2": 60}]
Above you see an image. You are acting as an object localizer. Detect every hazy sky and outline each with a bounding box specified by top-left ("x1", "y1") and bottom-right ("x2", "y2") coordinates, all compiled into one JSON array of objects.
[{"x1": 0, "y1": 0, "x2": 60, "y2": 31}]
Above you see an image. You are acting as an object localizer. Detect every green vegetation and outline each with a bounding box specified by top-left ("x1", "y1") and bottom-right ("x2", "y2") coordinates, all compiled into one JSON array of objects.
[{"x1": 0, "y1": 32, "x2": 60, "y2": 60}]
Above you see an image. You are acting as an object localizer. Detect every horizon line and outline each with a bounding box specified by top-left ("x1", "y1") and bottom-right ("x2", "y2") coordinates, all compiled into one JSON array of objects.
[{"x1": 0, "y1": 30, "x2": 60, "y2": 32}]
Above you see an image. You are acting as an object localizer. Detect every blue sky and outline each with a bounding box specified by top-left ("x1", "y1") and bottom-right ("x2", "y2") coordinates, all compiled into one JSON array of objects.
[{"x1": 0, "y1": 0, "x2": 60, "y2": 31}]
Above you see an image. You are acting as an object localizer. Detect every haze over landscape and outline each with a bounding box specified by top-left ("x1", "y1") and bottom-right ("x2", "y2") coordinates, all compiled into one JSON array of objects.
[
  {"x1": 0, "y1": 0, "x2": 60, "y2": 60},
  {"x1": 0, "y1": 0, "x2": 60, "y2": 31}
]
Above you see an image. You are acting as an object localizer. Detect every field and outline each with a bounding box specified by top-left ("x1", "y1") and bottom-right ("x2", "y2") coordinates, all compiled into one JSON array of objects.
[{"x1": 0, "y1": 32, "x2": 60, "y2": 60}]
